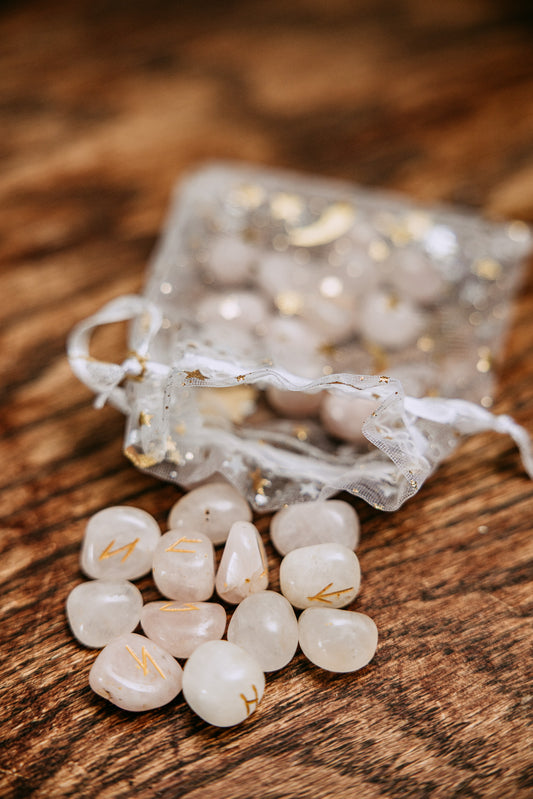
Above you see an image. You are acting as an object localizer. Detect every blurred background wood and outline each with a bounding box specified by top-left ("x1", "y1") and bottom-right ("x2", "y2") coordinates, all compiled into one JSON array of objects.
[{"x1": 1, "y1": 1, "x2": 532, "y2": 797}]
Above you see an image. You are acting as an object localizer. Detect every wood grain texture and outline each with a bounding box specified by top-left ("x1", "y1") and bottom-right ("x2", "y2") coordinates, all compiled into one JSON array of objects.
[{"x1": 1, "y1": 1, "x2": 532, "y2": 797}]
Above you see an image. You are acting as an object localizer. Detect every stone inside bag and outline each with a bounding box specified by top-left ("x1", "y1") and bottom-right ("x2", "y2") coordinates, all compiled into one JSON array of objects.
[{"x1": 68, "y1": 162, "x2": 533, "y2": 511}]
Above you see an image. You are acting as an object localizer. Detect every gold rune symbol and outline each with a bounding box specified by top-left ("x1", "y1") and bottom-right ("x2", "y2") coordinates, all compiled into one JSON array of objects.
[
  {"x1": 159, "y1": 602, "x2": 199, "y2": 612},
  {"x1": 125, "y1": 645, "x2": 166, "y2": 679},
  {"x1": 98, "y1": 537, "x2": 140, "y2": 562},
  {"x1": 307, "y1": 583, "x2": 354, "y2": 604},
  {"x1": 240, "y1": 684, "x2": 259, "y2": 716},
  {"x1": 165, "y1": 537, "x2": 202, "y2": 553}
]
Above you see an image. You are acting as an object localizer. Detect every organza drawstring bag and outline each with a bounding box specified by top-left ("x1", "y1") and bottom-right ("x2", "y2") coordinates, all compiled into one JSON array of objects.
[{"x1": 68, "y1": 163, "x2": 533, "y2": 512}]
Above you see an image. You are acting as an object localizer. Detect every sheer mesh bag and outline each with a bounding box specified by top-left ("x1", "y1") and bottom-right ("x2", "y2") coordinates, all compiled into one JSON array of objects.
[{"x1": 68, "y1": 163, "x2": 533, "y2": 511}]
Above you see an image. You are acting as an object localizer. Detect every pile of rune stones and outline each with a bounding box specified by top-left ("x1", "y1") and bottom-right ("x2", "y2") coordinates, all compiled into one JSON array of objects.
[{"x1": 67, "y1": 482, "x2": 377, "y2": 727}]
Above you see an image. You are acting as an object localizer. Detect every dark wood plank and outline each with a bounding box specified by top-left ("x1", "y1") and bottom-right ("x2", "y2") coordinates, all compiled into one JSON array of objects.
[{"x1": 1, "y1": 1, "x2": 532, "y2": 797}]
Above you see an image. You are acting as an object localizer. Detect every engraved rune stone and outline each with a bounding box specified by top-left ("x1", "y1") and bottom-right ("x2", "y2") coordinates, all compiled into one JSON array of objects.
[
  {"x1": 141, "y1": 600, "x2": 226, "y2": 658},
  {"x1": 279, "y1": 543, "x2": 361, "y2": 610},
  {"x1": 80, "y1": 506, "x2": 161, "y2": 580},
  {"x1": 182, "y1": 640, "x2": 265, "y2": 727},
  {"x1": 89, "y1": 633, "x2": 183, "y2": 712},
  {"x1": 152, "y1": 530, "x2": 215, "y2": 601}
]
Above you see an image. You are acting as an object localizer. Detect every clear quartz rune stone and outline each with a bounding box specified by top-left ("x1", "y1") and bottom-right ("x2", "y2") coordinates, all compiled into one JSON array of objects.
[
  {"x1": 140, "y1": 600, "x2": 226, "y2": 659},
  {"x1": 89, "y1": 633, "x2": 183, "y2": 712},
  {"x1": 266, "y1": 386, "x2": 323, "y2": 418},
  {"x1": 182, "y1": 640, "x2": 265, "y2": 727},
  {"x1": 152, "y1": 529, "x2": 215, "y2": 601},
  {"x1": 270, "y1": 499, "x2": 360, "y2": 556},
  {"x1": 168, "y1": 482, "x2": 252, "y2": 546},
  {"x1": 80, "y1": 505, "x2": 161, "y2": 580},
  {"x1": 298, "y1": 608, "x2": 378, "y2": 673},
  {"x1": 320, "y1": 393, "x2": 379, "y2": 446},
  {"x1": 215, "y1": 520, "x2": 268, "y2": 604},
  {"x1": 66, "y1": 579, "x2": 143, "y2": 648},
  {"x1": 279, "y1": 543, "x2": 361, "y2": 610},
  {"x1": 227, "y1": 590, "x2": 298, "y2": 672}
]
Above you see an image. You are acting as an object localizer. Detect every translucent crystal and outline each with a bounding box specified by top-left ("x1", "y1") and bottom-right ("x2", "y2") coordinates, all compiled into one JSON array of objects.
[
  {"x1": 89, "y1": 633, "x2": 183, "y2": 711},
  {"x1": 227, "y1": 590, "x2": 298, "y2": 671},
  {"x1": 152, "y1": 530, "x2": 215, "y2": 601},
  {"x1": 270, "y1": 499, "x2": 360, "y2": 556},
  {"x1": 215, "y1": 520, "x2": 268, "y2": 604},
  {"x1": 168, "y1": 482, "x2": 252, "y2": 546},
  {"x1": 320, "y1": 392, "x2": 379, "y2": 445},
  {"x1": 80, "y1": 506, "x2": 161, "y2": 580},
  {"x1": 298, "y1": 608, "x2": 378, "y2": 672},
  {"x1": 279, "y1": 543, "x2": 360, "y2": 610},
  {"x1": 66, "y1": 579, "x2": 143, "y2": 648},
  {"x1": 182, "y1": 640, "x2": 265, "y2": 727},
  {"x1": 140, "y1": 600, "x2": 226, "y2": 658}
]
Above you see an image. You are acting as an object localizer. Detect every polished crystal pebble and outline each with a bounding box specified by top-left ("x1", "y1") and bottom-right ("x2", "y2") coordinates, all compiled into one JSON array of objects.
[
  {"x1": 227, "y1": 591, "x2": 298, "y2": 672},
  {"x1": 266, "y1": 386, "x2": 323, "y2": 418},
  {"x1": 268, "y1": 316, "x2": 325, "y2": 379},
  {"x1": 168, "y1": 481, "x2": 252, "y2": 545},
  {"x1": 298, "y1": 608, "x2": 378, "y2": 672},
  {"x1": 182, "y1": 640, "x2": 265, "y2": 727},
  {"x1": 390, "y1": 248, "x2": 445, "y2": 304},
  {"x1": 320, "y1": 392, "x2": 378, "y2": 445},
  {"x1": 360, "y1": 290, "x2": 424, "y2": 350},
  {"x1": 270, "y1": 499, "x2": 360, "y2": 556},
  {"x1": 207, "y1": 236, "x2": 258, "y2": 284},
  {"x1": 80, "y1": 506, "x2": 161, "y2": 580},
  {"x1": 89, "y1": 633, "x2": 183, "y2": 712},
  {"x1": 66, "y1": 579, "x2": 143, "y2": 648},
  {"x1": 152, "y1": 530, "x2": 215, "y2": 601},
  {"x1": 215, "y1": 521, "x2": 268, "y2": 604},
  {"x1": 279, "y1": 543, "x2": 360, "y2": 610},
  {"x1": 140, "y1": 600, "x2": 226, "y2": 659}
]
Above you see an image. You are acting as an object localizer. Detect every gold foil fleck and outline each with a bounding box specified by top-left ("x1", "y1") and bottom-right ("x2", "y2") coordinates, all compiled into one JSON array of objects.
[
  {"x1": 124, "y1": 446, "x2": 159, "y2": 469},
  {"x1": 275, "y1": 290, "x2": 304, "y2": 315},
  {"x1": 417, "y1": 336, "x2": 435, "y2": 353},
  {"x1": 288, "y1": 202, "x2": 355, "y2": 247},
  {"x1": 368, "y1": 240, "x2": 390, "y2": 262},
  {"x1": 184, "y1": 369, "x2": 208, "y2": 382},
  {"x1": 293, "y1": 425, "x2": 309, "y2": 441},
  {"x1": 474, "y1": 258, "x2": 502, "y2": 281},
  {"x1": 250, "y1": 467, "x2": 271, "y2": 495},
  {"x1": 230, "y1": 184, "x2": 265, "y2": 209}
]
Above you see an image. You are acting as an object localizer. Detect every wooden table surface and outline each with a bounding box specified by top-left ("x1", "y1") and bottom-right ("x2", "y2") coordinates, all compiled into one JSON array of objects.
[{"x1": 1, "y1": 2, "x2": 532, "y2": 797}]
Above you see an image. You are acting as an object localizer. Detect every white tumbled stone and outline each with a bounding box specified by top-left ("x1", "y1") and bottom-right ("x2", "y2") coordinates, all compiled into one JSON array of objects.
[
  {"x1": 207, "y1": 236, "x2": 258, "y2": 285},
  {"x1": 216, "y1": 521, "x2": 268, "y2": 604},
  {"x1": 168, "y1": 482, "x2": 252, "y2": 546},
  {"x1": 267, "y1": 316, "x2": 325, "y2": 379},
  {"x1": 227, "y1": 591, "x2": 298, "y2": 672},
  {"x1": 152, "y1": 530, "x2": 215, "y2": 601},
  {"x1": 140, "y1": 600, "x2": 226, "y2": 659},
  {"x1": 80, "y1": 506, "x2": 161, "y2": 580},
  {"x1": 270, "y1": 500, "x2": 360, "y2": 556},
  {"x1": 390, "y1": 248, "x2": 445, "y2": 305},
  {"x1": 89, "y1": 633, "x2": 183, "y2": 712},
  {"x1": 360, "y1": 291, "x2": 424, "y2": 350},
  {"x1": 320, "y1": 391, "x2": 378, "y2": 445},
  {"x1": 279, "y1": 543, "x2": 360, "y2": 610},
  {"x1": 182, "y1": 640, "x2": 265, "y2": 727},
  {"x1": 66, "y1": 579, "x2": 143, "y2": 648},
  {"x1": 298, "y1": 608, "x2": 378, "y2": 672},
  {"x1": 266, "y1": 386, "x2": 323, "y2": 418}
]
